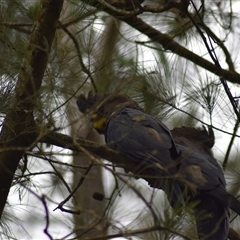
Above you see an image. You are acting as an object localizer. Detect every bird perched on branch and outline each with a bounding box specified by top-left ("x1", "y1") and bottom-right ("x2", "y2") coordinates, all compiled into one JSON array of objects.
[
  {"x1": 77, "y1": 91, "x2": 239, "y2": 239},
  {"x1": 77, "y1": 92, "x2": 183, "y2": 208}
]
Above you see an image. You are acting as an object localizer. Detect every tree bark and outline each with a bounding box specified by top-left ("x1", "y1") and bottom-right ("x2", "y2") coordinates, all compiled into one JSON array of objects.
[{"x1": 0, "y1": 0, "x2": 63, "y2": 219}]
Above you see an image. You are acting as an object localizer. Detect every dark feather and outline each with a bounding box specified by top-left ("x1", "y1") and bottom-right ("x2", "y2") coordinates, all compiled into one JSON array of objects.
[
  {"x1": 106, "y1": 108, "x2": 184, "y2": 207},
  {"x1": 177, "y1": 144, "x2": 230, "y2": 239},
  {"x1": 193, "y1": 194, "x2": 229, "y2": 240}
]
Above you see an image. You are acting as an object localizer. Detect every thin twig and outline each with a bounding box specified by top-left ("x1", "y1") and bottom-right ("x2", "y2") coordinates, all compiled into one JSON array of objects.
[
  {"x1": 188, "y1": 1, "x2": 240, "y2": 122},
  {"x1": 53, "y1": 162, "x2": 93, "y2": 213},
  {"x1": 20, "y1": 184, "x2": 53, "y2": 240},
  {"x1": 81, "y1": 225, "x2": 191, "y2": 240},
  {"x1": 60, "y1": 22, "x2": 97, "y2": 92},
  {"x1": 222, "y1": 114, "x2": 240, "y2": 170}
]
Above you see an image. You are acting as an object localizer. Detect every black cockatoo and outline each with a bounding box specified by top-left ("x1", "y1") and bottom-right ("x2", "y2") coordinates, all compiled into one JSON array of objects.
[
  {"x1": 77, "y1": 92, "x2": 240, "y2": 239},
  {"x1": 77, "y1": 92, "x2": 183, "y2": 207},
  {"x1": 172, "y1": 126, "x2": 230, "y2": 239}
]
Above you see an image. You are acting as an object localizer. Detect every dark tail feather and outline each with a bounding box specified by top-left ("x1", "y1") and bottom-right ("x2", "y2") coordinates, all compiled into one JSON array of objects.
[
  {"x1": 193, "y1": 194, "x2": 229, "y2": 240},
  {"x1": 210, "y1": 186, "x2": 240, "y2": 215}
]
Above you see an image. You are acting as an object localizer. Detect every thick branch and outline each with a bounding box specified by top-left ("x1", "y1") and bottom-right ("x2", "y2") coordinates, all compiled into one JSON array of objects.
[
  {"x1": 0, "y1": 0, "x2": 63, "y2": 218},
  {"x1": 41, "y1": 131, "x2": 137, "y2": 170},
  {"x1": 80, "y1": 0, "x2": 240, "y2": 84},
  {"x1": 40, "y1": 131, "x2": 160, "y2": 186},
  {"x1": 123, "y1": 16, "x2": 240, "y2": 84}
]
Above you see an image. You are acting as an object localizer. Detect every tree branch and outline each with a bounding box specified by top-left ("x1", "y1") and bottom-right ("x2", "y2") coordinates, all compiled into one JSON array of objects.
[
  {"x1": 123, "y1": 16, "x2": 240, "y2": 84},
  {"x1": 40, "y1": 131, "x2": 134, "y2": 169},
  {"x1": 40, "y1": 131, "x2": 166, "y2": 188},
  {"x1": 0, "y1": 0, "x2": 63, "y2": 219},
  {"x1": 80, "y1": 0, "x2": 240, "y2": 84}
]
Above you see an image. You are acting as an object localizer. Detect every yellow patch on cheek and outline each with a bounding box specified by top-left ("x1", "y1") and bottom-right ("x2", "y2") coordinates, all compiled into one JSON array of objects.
[{"x1": 92, "y1": 117, "x2": 107, "y2": 130}]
